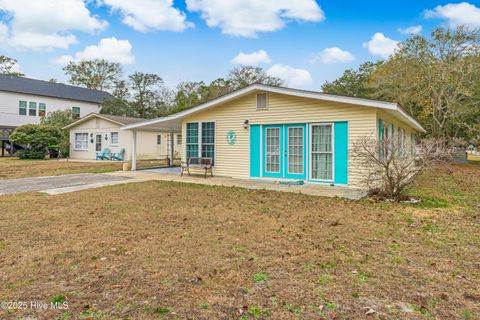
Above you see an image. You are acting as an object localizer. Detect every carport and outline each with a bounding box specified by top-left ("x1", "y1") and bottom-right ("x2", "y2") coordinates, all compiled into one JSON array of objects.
[{"x1": 121, "y1": 116, "x2": 182, "y2": 171}]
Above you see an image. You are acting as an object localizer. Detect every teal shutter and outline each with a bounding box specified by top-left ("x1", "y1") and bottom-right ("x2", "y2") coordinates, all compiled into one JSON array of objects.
[
  {"x1": 250, "y1": 125, "x2": 261, "y2": 177},
  {"x1": 334, "y1": 122, "x2": 348, "y2": 185},
  {"x1": 378, "y1": 119, "x2": 383, "y2": 159}
]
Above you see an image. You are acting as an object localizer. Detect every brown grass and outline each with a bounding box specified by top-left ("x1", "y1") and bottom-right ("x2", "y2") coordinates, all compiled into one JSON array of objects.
[{"x1": 0, "y1": 164, "x2": 478, "y2": 319}]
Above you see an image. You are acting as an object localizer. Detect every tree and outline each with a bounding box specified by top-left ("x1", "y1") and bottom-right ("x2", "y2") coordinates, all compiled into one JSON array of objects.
[
  {"x1": 63, "y1": 59, "x2": 122, "y2": 91},
  {"x1": 10, "y1": 124, "x2": 62, "y2": 159},
  {"x1": 321, "y1": 61, "x2": 382, "y2": 97},
  {"x1": 353, "y1": 135, "x2": 454, "y2": 200},
  {"x1": 100, "y1": 80, "x2": 133, "y2": 116},
  {"x1": 40, "y1": 110, "x2": 77, "y2": 157},
  {"x1": 228, "y1": 66, "x2": 284, "y2": 89},
  {"x1": 369, "y1": 26, "x2": 480, "y2": 139},
  {"x1": 0, "y1": 55, "x2": 25, "y2": 77},
  {"x1": 128, "y1": 72, "x2": 165, "y2": 118}
]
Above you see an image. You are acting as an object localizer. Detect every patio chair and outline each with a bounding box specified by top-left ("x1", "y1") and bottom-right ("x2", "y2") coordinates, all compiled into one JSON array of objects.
[
  {"x1": 110, "y1": 148, "x2": 125, "y2": 161},
  {"x1": 96, "y1": 148, "x2": 111, "y2": 160}
]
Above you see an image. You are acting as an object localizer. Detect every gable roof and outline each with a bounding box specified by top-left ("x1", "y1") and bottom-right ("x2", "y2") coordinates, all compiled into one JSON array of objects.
[
  {"x1": 121, "y1": 84, "x2": 426, "y2": 133},
  {"x1": 63, "y1": 113, "x2": 147, "y2": 130},
  {"x1": 0, "y1": 74, "x2": 112, "y2": 104}
]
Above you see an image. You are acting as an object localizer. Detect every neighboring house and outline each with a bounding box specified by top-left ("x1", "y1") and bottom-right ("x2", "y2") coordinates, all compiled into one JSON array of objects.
[
  {"x1": 64, "y1": 113, "x2": 183, "y2": 162},
  {"x1": 0, "y1": 74, "x2": 111, "y2": 155},
  {"x1": 123, "y1": 84, "x2": 425, "y2": 188}
]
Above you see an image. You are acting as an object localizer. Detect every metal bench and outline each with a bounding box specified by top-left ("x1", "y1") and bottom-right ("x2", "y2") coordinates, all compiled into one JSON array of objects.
[{"x1": 181, "y1": 157, "x2": 213, "y2": 178}]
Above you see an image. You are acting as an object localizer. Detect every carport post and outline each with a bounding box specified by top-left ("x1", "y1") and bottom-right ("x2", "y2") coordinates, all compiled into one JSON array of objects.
[
  {"x1": 131, "y1": 129, "x2": 137, "y2": 171},
  {"x1": 170, "y1": 131, "x2": 174, "y2": 166}
]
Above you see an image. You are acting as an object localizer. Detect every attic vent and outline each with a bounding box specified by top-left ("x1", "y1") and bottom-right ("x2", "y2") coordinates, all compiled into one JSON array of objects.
[{"x1": 256, "y1": 93, "x2": 268, "y2": 110}]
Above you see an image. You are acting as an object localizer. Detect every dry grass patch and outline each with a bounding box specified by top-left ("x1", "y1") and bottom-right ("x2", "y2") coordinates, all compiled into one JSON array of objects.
[{"x1": 0, "y1": 165, "x2": 478, "y2": 319}]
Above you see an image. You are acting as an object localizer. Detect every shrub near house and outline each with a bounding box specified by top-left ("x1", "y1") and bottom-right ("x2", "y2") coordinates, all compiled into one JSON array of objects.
[{"x1": 9, "y1": 124, "x2": 62, "y2": 159}]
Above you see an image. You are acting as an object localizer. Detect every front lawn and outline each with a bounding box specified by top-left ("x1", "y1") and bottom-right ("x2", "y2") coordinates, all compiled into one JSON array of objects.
[{"x1": 0, "y1": 164, "x2": 478, "y2": 319}]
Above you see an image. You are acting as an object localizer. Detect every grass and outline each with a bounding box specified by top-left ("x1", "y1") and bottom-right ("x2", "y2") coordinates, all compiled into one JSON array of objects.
[
  {"x1": 0, "y1": 164, "x2": 478, "y2": 319},
  {"x1": 0, "y1": 157, "x2": 169, "y2": 180}
]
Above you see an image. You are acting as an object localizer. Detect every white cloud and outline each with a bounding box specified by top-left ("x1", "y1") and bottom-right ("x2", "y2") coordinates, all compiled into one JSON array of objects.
[
  {"x1": 267, "y1": 64, "x2": 312, "y2": 87},
  {"x1": 311, "y1": 47, "x2": 355, "y2": 64},
  {"x1": 51, "y1": 37, "x2": 135, "y2": 65},
  {"x1": 0, "y1": 0, "x2": 107, "y2": 50},
  {"x1": 186, "y1": 0, "x2": 324, "y2": 37},
  {"x1": 231, "y1": 50, "x2": 271, "y2": 65},
  {"x1": 0, "y1": 22, "x2": 7, "y2": 42},
  {"x1": 425, "y1": 2, "x2": 480, "y2": 27},
  {"x1": 398, "y1": 25, "x2": 422, "y2": 35},
  {"x1": 102, "y1": 0, "x2": 192, "y2": 32},
  {"x1": 363, "y1": 33, "x2": 399, "y2": 59}
]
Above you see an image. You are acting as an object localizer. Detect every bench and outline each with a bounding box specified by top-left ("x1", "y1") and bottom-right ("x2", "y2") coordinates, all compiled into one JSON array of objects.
[{"x1": 181, "y1": 157, "x2": 213, "y2": 178}]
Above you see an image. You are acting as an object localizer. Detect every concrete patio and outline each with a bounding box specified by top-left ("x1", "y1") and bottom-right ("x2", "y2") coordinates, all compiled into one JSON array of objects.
[{"x1": 107, "y1": 167, "x2": 365, "y2": 200}]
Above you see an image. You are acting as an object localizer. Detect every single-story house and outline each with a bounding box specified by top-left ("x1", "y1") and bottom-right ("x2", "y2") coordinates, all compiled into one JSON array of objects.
[
  {"x1": 121, "y1": 84, "x2": 425, "y2": 187},
  {"x1": 64, "y1": 113, "x2": 183, "y2": 162}
]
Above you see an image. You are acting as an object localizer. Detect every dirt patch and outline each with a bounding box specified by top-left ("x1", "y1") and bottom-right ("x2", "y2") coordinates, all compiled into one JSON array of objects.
[{"x1": 0, "y1": 165, "x2": 478, "y2": 319}]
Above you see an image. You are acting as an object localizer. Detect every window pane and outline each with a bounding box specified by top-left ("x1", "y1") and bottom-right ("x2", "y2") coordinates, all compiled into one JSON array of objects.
[
  {"x1": 186, "y1": 123, "x2": 199, "y2": 159},
  {"x1": 29, "y1": 102, "x2": 37, "y2": 116},
  {"x1": 111, "y1": 132, "x2": 119, "y2": 144},
  {"x1": 75, "y1": 133, "x2": 88, "y2": 150},
  {"x1": 157, "y1": 135, "x2": 161, "y2": 145},
  {"x1": 311, "y1": 124, "x2": 333, "y2": 180},
  {"x1": 201, "y1": 122, "x2": 215, "y2": 163},
  {"x1": 266, "y1": 127, "x2": 280, "y2": 173},
  {"x1": 38, "y1": 103, "x2": 46, "y2": 117},
  {"x1": 177, "y1": 134, "x2": 182, "y2": 145},
  {"x1": 288, "y1": 127, "x2": 303, "y2": 174},
  {"x1": 72, "y1": 107, "x2": 80, "y2": 119},
  {"x1": 19, "y1": 101, "x2": 27, "y2": 115}
]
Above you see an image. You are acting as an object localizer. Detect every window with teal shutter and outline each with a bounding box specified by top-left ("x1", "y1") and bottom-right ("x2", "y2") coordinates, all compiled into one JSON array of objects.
[
  {"x1": 201, "y1": 122, "x2": 215, "y2": 162},
  {"x1": 186, "y1": 123, "x2": 199, "y2": 159}
]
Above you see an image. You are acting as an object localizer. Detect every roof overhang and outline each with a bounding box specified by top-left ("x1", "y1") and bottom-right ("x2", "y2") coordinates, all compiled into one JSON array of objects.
[
  {"x1": 63, "y1": 113, "x2": 125, "y2": 130},
  {"x1": 121, "y1": 84, "x2": 426, "y2": 133}
]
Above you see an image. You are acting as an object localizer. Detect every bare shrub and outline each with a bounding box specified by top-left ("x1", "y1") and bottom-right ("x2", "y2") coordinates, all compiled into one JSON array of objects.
[{"x1": 353, "y1": 135, "x2": 454, "y2": 200}]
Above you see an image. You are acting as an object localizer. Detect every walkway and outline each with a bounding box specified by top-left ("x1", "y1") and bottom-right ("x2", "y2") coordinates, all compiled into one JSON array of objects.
[
  {"x1": 0, "y1": 173, "x2": 132, "y2": 195},
  {"x1": 107, "y1": 167, "x2": 365, "y2": 200}
]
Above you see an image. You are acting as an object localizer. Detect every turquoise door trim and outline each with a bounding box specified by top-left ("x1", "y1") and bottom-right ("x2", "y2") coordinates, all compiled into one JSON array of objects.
[
  {"x1": 284, "y1": 124, "x2": 307, "y2": 180},
  {"x1": 334, "y1": 122, "x2": 348, "y2": 184},
  {"x1": 250, "y1": 124, "x2": 261, "y2": 177},
  {"x1": 262, "y1": 125, "x2": 283, "y2": 178}
]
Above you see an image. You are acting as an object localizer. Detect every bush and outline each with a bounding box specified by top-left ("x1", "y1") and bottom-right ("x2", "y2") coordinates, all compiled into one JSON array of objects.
[
  {"x1": 10, "y1": 124, "x2": 63, "y2": 159},
  {"x1": 16, "y1": 149, "x2": 46, "y2": 159}
]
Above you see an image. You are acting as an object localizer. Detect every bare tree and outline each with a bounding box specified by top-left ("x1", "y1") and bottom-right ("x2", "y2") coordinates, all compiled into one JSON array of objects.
[{"x1": 354, "y1": 135, "x2": 454, "y2": 200}]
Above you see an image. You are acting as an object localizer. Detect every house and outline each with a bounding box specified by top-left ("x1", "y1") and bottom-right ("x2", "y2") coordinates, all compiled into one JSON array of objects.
[
  {"x1": 64, "y1": 113, "x2": 183, "y2": 162},
  {"x1": 121, "y1": 84, "x2": 426, "y2": 187},
  {"x1": 0, "y1": 74, "x2": 111, "y2": 156}
]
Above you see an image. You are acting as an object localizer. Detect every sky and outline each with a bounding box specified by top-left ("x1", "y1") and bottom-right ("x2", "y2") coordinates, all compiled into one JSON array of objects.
[{"x1": 1, "y1": 0, "x2": 480, "y2": 91}]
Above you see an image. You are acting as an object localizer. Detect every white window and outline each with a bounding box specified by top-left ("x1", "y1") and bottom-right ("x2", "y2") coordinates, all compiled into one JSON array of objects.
[
  {"x1": 74, "y1": 133, "x2": 88, "y2": 150},
  {"x1": 382, "y1": 121, "x2": 393, "y2": 159},
  {"x1": 111, "y1": 132, "x2": 119, "y2": 145},
  {"x1": 311, "y1": 124, "x2": 333, "y2": 181},
  {"x1": 256, "y1": 93, "x2": 268, "y2": 110},
  {"x1": 397, "y1": 127, "x2": 406, "y2": 156},
  {"x1": 157, "y1": 135, "x2": 162, "y2": 145}
]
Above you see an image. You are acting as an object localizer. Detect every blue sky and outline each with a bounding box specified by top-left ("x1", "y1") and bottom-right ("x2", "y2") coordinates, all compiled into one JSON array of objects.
[{"x1": 1, "y1": 0, "x2": 479, "y2": 91}]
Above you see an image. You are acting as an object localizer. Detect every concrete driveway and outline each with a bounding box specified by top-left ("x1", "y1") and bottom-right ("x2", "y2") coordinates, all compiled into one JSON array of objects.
[{"x1": 0, "y1": 173, "x2": 132, "y2": 195}]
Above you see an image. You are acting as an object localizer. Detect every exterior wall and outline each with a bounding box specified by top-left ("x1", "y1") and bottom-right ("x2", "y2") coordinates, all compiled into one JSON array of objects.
[
  {"x1": 376, "y1": 109, "x2": 419, "y2": 147},
  {"x1": 0, "y1": 91, "x2": 100, "y2": 127},
  {"x1": 69, "y1": 117, "x2": 183, "y2": 161},
  {"x1": 181, "y1": 92, "x2": 378, "y2": 187}
]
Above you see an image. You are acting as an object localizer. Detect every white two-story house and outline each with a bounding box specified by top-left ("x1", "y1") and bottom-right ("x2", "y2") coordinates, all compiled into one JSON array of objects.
[{"x1": 0, "y1": 74, "x2": 112, "y2": 156}]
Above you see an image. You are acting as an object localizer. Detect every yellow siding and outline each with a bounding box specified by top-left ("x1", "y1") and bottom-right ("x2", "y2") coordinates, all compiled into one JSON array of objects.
[
  {"x1": 376, "y1": 110, "x2": 419, "y2": 150},
  {"x1": 182, "y1": 92, "x2": 378, "y2": 187}
]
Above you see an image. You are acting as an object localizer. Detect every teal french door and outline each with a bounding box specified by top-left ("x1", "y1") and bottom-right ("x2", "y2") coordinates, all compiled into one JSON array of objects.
[{"x1": 262, "y1": 124, "x2": 306, "y2": 179}]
